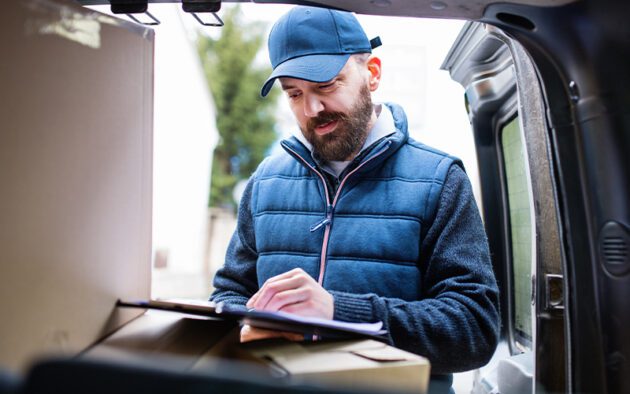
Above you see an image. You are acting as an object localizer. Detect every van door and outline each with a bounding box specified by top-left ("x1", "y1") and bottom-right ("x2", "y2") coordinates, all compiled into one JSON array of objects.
[{"x1": 442, "y1": 22, "x2": 566, "y2": 393}]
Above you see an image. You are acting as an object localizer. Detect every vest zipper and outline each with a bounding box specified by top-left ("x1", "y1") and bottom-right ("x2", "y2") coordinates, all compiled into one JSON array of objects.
[
  {"x1": 282, "y1": 145, "x2": 331, "y2": 286},
  {"x1": 282, "y1": 141, "x2": 392, "y2": 285},
  {"x1": 310, "y1": 204, "x2": 333, "y2": 232}
]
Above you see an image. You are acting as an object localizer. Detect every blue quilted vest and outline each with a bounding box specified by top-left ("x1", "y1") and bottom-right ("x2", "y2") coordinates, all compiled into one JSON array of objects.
[{"x1": 250, "y1": 103, "x2": 461, "y2": 301}]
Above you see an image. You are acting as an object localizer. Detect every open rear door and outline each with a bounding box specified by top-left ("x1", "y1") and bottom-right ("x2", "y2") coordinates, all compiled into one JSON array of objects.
[{"x1": 442, "y1": 22, "x2": 566, "y2": 393}]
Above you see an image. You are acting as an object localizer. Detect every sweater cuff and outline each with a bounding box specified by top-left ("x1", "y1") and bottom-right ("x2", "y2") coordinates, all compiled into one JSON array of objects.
[
  {"x1": 210, "y1": 293, "x2": 249, "y2": 306},
  {"x1": 330, "y1": 291, "x2": 375, "y2": 323}
]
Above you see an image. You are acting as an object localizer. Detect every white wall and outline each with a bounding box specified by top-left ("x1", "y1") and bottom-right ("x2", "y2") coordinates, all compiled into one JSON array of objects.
[{"x1": 149, "y1": 6, "x2": 218, "y2": 298}]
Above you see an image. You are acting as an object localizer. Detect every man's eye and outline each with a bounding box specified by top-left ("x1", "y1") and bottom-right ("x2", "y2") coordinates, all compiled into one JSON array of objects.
[
  {"x1": 319, "y1": 82, "x2": 335, "y2": 89},
  {"x1": 287, "y1": 92, "x2": 301, "y2": 99}
]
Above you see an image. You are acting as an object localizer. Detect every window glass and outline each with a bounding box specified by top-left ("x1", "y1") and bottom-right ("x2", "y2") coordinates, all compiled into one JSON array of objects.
[{"x1": 501, "y1": 116, "x2": 533, "y2": 347}]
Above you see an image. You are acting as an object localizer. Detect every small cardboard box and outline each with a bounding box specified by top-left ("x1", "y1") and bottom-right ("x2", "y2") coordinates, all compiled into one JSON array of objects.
[
  {"x1": 236, "y1": 339, "x2": 430, "y2": 393},
  {"x1": 87, "y1": 310, "x2": 430, "y2": 393}
]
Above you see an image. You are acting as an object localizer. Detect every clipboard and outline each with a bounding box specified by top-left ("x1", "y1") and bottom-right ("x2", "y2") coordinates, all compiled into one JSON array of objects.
[
  {"x1": 116, "y1": 299, "x2": 387, "y2": 341},
  {"x1": 117, "y1": 298, "x2": 225, "y2": 317}
]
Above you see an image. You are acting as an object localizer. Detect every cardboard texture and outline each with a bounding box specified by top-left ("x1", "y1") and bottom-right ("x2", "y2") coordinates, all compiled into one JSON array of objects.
[
  {"x1": 241, "y1": 339, "x2": 430, "y2": 393},
  {"x1": 87, "y1": 311, "x2": 430, "y2": 393},
  {"x1": 0, "y1": 0, "x2": 154, "y2": 372}
]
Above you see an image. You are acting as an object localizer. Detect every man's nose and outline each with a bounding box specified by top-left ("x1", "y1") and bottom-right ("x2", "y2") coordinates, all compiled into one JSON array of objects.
[{"x1": 303, "y1": 94, "x2": 324, "y2": 118}]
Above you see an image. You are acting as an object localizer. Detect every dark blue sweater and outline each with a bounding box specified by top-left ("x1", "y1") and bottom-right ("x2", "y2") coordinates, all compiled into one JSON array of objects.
[{"x1": 212, "y1": 104, "x2": 500, "y2": 384}]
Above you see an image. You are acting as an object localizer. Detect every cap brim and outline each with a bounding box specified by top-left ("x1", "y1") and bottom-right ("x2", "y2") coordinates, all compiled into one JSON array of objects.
[{"x1": 260, "y1": 54, "x2": 351, "y2": 97}]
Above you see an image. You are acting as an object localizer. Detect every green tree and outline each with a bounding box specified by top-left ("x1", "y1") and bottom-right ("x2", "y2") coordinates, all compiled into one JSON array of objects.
[{"x1": 198, "y1": 5, "x2": 279, "y2": 209}]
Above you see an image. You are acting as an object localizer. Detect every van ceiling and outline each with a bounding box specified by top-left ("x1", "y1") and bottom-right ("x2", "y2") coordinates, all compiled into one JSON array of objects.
[{"x1": 76, "y1": 0, "x2": 578, "y2": 20}]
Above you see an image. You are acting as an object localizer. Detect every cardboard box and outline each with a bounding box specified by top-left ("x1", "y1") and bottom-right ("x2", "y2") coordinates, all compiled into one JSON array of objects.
[
  {"x1": 234, "y1": 338, "x2": 430, "y2": 393},
  {"x1": 86, "y1": 310, "x2": 430, "y2": 393},
  {"x1": 0, "y1": 0, "x2": 153, "y2": 372}
]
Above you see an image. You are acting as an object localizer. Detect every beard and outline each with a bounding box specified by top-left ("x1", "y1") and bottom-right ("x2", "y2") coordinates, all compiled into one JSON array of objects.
[{"x1": 301, "y1": 84, "x2": 373, "y2": 162}]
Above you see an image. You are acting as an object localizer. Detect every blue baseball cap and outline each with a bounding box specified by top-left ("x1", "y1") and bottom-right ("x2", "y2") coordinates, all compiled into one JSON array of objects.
[{"x1": 261, "y1": 6, "x2": 381, "y2": 97}]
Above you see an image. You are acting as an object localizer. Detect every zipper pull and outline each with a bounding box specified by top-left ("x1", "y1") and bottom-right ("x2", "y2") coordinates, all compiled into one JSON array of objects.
[
  {"x1": 310, "y1": 204, "x2": 334, "y2": 232},
  {"x1": 310, "y1": 218, "x2": 330, "y2": 232}
]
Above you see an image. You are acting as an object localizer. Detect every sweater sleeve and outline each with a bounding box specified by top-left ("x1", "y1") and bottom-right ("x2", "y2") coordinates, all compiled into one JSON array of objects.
[
  {"x1": 210, "y1": 178, "x2": 259, "y2": 306},
  {"x1": 329, "y1": 165, "x2": 500, "y2": 374}
]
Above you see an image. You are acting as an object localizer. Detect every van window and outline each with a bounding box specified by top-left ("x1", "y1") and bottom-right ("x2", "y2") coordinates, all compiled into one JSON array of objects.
[{"x1": 501, "y1": 116, "x2": 534, "y2": 350}]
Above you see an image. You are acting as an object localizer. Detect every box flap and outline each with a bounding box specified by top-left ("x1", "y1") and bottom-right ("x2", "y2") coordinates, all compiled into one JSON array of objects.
[{"x1": 350, "y1": 347, "x2": 414, "y2": 362}]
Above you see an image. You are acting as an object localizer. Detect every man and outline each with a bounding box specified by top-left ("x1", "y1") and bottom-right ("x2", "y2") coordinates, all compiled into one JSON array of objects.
[{"x1": 212, "y1": 5, "x2": 500, "y2": 391}]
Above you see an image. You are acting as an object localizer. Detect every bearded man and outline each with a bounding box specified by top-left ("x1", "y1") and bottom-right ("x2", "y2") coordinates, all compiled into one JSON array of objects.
[{"x1": 211, "y1": 6, "x2": 500, "y2": 393}]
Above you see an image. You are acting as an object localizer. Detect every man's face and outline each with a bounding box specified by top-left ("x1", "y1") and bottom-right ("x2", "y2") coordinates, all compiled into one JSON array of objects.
[{"x1": 280, "y1": 57, "x2": 376, "y2": 162}]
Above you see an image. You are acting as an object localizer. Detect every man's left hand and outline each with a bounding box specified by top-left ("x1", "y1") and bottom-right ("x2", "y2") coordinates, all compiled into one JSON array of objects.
[
  {"x1": 239, "y1": 324, "x2": 304, "y2": 343},
  {"x1": 246, "y1": 268, "x2": 334, "y2": 319}
]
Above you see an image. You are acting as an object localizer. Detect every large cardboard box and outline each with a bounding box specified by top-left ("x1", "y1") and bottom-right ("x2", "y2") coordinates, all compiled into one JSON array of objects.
[
  {"x1": 86, "y1": 310, "x2": 430, "y2": 393},
  {"x1": 0, "y1": 0, "x2": 153, "y2": 372}
]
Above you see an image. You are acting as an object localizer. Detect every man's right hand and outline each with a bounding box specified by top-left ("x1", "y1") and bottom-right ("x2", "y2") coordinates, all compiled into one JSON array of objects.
[{"x1": 246, "y1": 268, "x2": 334, "y2": 319}]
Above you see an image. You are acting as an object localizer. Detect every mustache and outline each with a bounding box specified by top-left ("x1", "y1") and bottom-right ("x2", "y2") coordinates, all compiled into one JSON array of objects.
[{"x1": 306, "y1": 111, "x2": 347, "y2": 131}]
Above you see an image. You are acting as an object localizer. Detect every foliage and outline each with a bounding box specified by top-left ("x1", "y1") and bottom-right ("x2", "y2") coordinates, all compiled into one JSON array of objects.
[{"x1": 198, "y1": 5, "x2": 279, "y2": 209}]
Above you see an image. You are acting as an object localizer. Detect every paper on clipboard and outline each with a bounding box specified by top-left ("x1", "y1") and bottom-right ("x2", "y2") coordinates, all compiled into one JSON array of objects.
[
  {"x1": 215, "y1": 303, "x2": 387, "y2": 338},
  {"x1": 117, "y1": 298, "x2": 387, "y2": 339},
  {"x1": 273, "y1": 311, "x2": 384, "y2": 334}
]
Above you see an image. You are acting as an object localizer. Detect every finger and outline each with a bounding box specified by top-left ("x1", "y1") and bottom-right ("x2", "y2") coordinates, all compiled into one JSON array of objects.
[
  {"x1": 261, "y1": 268, "x2": 303, "y2": 284},
  {"x1": 279, "y1": 301, "x2": 312, "y2": 316},
  {"x1": 240, "y1": 325, "x2": 303, "y2": 343},
  {"x1": 264, "y1": 287, "x2": 310, "y2": 312},
  {"x1": 247, "y1": 268, "x2": 306, "y2": 309},
  {"x1": 247, "y1": 291, "x2": 260, "y2": 308},
  {"x1": 279, "y1": 300, "x2": 326, "y2": 318},
  {"x1": 240, "y1": 325, "x2": 284, "y2": 343},
  {"x1": 280, "y1": 331, "x2": 305, "y2": 342},
  {"x1": 252, "y1": 275, "x2": 306, "y2": 311}
]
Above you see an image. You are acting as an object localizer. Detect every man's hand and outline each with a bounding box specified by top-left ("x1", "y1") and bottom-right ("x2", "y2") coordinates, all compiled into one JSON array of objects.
[
  {"x1": 240, "y1": 324, "x2": 303, "y2": 343},
  {"x1": 247, "y1": 268, "x2": 334, "y2": 319}
]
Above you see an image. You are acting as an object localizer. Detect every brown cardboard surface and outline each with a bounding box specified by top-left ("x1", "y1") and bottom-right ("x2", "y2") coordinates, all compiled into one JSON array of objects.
[
  {"x1": 241, "y1": 339, "x2": 430, "y2": 393},
  {"x1": 88, "y1": 310, "x2": 430, "y2": 393},
  {"x1": 85, "y1": 311, "x2": 237, "y2": 370},
  {"x1": 0, "y1": 0, "x2": 153, "y2": 372}
]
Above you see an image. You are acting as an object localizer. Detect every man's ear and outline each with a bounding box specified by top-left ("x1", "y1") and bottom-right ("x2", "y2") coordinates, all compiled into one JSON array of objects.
[{"x1": 366, "y1": 55, "x2": 381, "y2": 92}]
